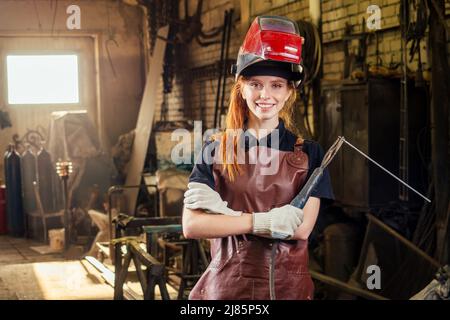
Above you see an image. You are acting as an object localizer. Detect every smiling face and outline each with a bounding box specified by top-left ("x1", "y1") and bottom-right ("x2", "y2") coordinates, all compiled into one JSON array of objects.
[{"x1": 241, "y1": 75, "x2": 292, "y2": 125}]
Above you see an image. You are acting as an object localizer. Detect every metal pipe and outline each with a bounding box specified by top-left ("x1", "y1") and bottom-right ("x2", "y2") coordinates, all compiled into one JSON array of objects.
[
  {"x1": 219, "y1": 9, "x2": 233, "y2": 124},
  {"x1": 213, "y1": 10, "x2": 228, "y2": 128},
  {"x1": 309, "y1": 0, "x2": 321, "y2": 26},
  {"x1": 366, "y1": 214, "x2": 441, "y2": 268},
  {"x1": 310, "y1": 270, "x2": 388, "y2": 300}
]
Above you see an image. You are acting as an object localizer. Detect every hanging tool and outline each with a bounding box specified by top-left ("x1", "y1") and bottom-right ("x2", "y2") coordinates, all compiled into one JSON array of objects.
[
  {"x1": 106, "y1": 1, "x2": 119, "y2": 78},
  {"x1": 218, "y1": 9, "x2": 234, "y2": 124},
  {"x1": 214, "y1": 10, "x2": 231, "y2": 128},
  {"x1": 268, "y1": 136, "x2": 431, "y2": 300},
  {"x1": 399, "y1": 0, "x2": 410, "y2": 202},
  {"x1": 398, "y1": 0, "x2": 429, "y2": 201},
  {"x1": 0, "y1": 109, "x2": 12, "y2": 130},
  {"x1": 105, "y1": 38, "x2": 119, "y2": 78}
]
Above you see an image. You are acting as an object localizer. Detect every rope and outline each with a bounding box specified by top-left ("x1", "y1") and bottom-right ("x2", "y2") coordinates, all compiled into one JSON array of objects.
[
  {"x1": 297, "y1": 21, "x2": 322, "y2": 138},
  {"x1": 297, "y1": 21, "x2": 322, "y2": 85}
]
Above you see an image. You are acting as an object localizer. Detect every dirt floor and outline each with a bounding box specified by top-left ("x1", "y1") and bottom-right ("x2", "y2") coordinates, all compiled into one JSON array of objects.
[
  {"x1": 0, "y1": 235, "x2": 180, "y2": 300},
  {"x1": 0, "y1": 235, "x2": 114, "y2": 299}
]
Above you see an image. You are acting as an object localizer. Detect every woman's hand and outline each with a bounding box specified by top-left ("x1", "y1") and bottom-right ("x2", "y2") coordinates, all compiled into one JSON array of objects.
[
  {"x1": 183, "y1": 182, "x2": 242, "y2": 216},
  {"x1": 252, "y1": 204, "x2": 304, "y2": 239}
]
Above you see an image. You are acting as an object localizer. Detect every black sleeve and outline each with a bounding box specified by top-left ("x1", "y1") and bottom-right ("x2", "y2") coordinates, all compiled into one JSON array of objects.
[
  {"x1": 305, "y1": 141, "x2": 335, "y2": 202},
  {"x1": 188, "y1": 140, "x2": 218, "y2": 190}
]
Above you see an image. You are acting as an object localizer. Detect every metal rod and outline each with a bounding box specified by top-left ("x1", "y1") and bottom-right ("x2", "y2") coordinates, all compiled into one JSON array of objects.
[
  {"x1": 219, "y1": 9, "x2": 233, "y2": 121},
  {"x1": 399, "y1": 0, "x2": 409, "y2": 201},
  {"x1": 62, "y1": 177, "x2": 70, "y2": 251},
  {"x1": 309, "y1": 270, "x2": 388, "y2": 300},
  {"x1": 213, "y1": 10, "x2": 228, "y2": 128},
  {"x1": 341, "y1": 137, "x2": 431, "y2": 203},
  {"x1": 367, "y1": 214, "x2": 441, "y2": 268}
]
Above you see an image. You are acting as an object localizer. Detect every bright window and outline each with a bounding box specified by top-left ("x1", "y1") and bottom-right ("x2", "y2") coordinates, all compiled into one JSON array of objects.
[{"x1": 6, "y1": 55, "x2": 79, "y2": 104}]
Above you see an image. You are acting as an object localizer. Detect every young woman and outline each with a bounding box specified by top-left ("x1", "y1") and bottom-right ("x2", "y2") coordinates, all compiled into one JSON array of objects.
[{"x1": 182, "y1": 16, "x2": 334, "y2": 300}]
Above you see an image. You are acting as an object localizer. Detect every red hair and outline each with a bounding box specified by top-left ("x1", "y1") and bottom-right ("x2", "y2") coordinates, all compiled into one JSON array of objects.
[{"x1": 213, "y1": 76, "x2": 300, "y2": 181}]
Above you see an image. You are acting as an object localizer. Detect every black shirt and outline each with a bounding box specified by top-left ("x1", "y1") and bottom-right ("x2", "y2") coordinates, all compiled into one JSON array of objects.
[{"x1": 189, "y1": 120, "x2": 334, "y2": 203}]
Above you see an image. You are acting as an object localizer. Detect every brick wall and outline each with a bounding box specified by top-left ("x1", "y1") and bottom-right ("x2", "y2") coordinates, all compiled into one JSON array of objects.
[
  {"x1": 321, "y1": 0, "x2": 435, "y2": 81},
  {"x1": 154, "y1": 0, "x2": 449, "y2": 132},
  {"x1": 154, "y1": 0, "x2": 237, "y2": 128}
]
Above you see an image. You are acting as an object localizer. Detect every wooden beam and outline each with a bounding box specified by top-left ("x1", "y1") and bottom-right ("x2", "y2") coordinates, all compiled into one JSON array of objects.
[
  {"x1": 239, "y1": 0, "x2": 251, "y2": 41},
  {"x1": 310, "y1": 270, "x2": 388, "y2": 300},
  {"x1": 125, "y1": 25, "x2": 169, "y2": 214},
  {"x1": 367, "y1": 214, "x2": 441, "y2": 268},
  {"x1": 428, "y1": 0, "x2": 450, "y2": 263},
  {"x1": 84, "y1": 256, "x2": 142, "y2": 300}
]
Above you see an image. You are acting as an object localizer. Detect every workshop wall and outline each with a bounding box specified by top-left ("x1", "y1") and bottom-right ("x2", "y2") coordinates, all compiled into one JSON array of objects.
[
  {"x1": 154, "y1": 0, "x2": 240, "y2": 128},
  {"x1": 1, "y1": 0, "x2": 448, "y2": 181},
  {"x1": 154, "y1": 0, "x2": 311, "y2": 129},
  {"x1": 321, "y1": 0, "x2": 431, "y2": 81},
  {"x1": 155, "y1": 0, "x2": 449, "y2": 132},
  {"x1": 0, "y1": 0, "x2": 145, "y2": 181}
]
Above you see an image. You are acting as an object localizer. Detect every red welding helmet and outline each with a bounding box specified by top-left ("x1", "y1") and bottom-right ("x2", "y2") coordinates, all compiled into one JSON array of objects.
[{"x1": 232, "y1": 16, "x2": 305, "y2": 87}]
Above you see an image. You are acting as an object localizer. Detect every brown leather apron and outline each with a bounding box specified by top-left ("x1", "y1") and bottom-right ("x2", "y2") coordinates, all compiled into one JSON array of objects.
[{"x1": 189, "y1": 139, "x2": 314, "y2": 300}]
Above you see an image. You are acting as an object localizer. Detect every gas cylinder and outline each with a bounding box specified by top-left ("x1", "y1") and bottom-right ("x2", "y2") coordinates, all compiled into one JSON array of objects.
[
  {"x1": 5, "y1": 145, "x2": 25, "y2": 237},
  {"x1": 2, "y1": 145, "x2": 12, "y2": 235},
  {"x1": 3, "y1": 144, "x2": 12, "y2": 188},
  {"x1": 0, "y1": 185, "x2": 7, "y2": 234},
  {"x1": 36, "y1": 148, "x2": 56, "y2": 212},
  {"x1": 21, "y1": 147, "x2": 37, "y2": 214}
]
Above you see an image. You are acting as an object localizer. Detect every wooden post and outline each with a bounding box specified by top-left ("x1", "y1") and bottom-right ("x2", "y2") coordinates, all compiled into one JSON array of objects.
[
  {"x1": 125, "y1": 26, "x2": 169, "y2": 215},
  {"x1": 312, "y1": 1, "x2": 323, "y2": 140},
  {"x1": 62, "y1": 176, "x2": 70, "y2": 251},
  {"x1": 428, "y1": 0, "x2": 450, "y2": 263}
]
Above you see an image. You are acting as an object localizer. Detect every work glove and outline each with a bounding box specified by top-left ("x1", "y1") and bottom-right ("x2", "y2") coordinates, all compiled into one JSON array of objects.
[
  {"x1": 252, "y1": 205, "x2": 304, "y2": 240},
  {"x1": 183, "y1": 182, "x2": 242, "y2": 216}
]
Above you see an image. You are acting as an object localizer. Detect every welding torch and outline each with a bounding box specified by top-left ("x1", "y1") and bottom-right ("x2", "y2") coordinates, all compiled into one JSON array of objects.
[{"x1": 269, "y1": 136, "x2": 431, "y2": 300}]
